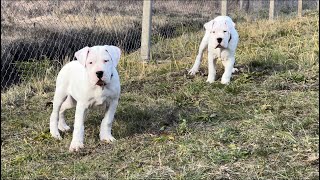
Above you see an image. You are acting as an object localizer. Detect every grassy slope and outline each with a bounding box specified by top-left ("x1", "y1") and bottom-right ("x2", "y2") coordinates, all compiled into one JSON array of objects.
[{"x1": 1, "y1": 11, "x2": 319, "y2": 179}]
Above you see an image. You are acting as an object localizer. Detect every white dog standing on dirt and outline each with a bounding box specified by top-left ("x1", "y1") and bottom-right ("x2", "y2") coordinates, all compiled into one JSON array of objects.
[
  {"x1": 49, "y1": 45, "x2": 121, "y2": 152},
  {"x1": 189, "y1": 16, "x2": 239, "y2": 84}
]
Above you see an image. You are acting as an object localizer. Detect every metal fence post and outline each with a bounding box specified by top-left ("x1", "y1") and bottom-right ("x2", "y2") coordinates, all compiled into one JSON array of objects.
[
  {"x1": 221, "y1": 0, "x2": 227, "y2": 16},
  {"x1": 269, "y1": 0, "x2": 275, "y2": 21},
  {"x1": 298, "y1": 0, "x2": 303, "y2": 17},
  {"x1": 141, "y1": 0, "x2": 152, "y2": 61}
]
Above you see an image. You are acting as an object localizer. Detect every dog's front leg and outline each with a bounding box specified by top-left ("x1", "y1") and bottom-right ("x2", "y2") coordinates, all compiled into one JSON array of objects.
[
  {"x1": 189, "y1": 32, "x2": 209, "y2": 75},
  {"x1": 100, "y1": 99, "x2": 118, "y2": 143},
  {"x1": 69, "y1": 103, "x2": 88, "y2": 152},
  {"x1": 206, "y1": 50, "x2": 217, "y2": 83},
  {"x1": 221, "y1": 56, "x2": 235, "y2": 84}
]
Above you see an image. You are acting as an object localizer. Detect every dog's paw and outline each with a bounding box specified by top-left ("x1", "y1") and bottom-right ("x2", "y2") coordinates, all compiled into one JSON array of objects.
[
  {"x1": 232, "y1": 68, "x2": 239, "y2": 73},
  {"x1": 100, "y1": 135, "x2": 116, "y2": 143},
  {"x1": 69, "y1": 141, "x2": 84, "y2": 152},
  {"x1": 206, "y1": 78, "x2": 215, "y2": 84},
  {"x1": 58, "y1": 122, "x2": 70, "y2": 132},
  {"x1": 50, "y1": 130, "x2": 62, "y2": 140},
  {"x1": 221, "y1": 78, "x2": 231, "y2": 85},
  {"x1": 188, "y1": 68, "x2": 198, "y2": 75}
]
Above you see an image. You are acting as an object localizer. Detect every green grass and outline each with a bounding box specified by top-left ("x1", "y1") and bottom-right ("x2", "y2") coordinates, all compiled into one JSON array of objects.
[{"x1": 1, "y1": 11, "x2": 319, "y2": 179}]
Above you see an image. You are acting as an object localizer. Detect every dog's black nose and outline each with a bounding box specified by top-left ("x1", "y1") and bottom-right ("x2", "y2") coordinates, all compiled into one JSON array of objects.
[
  {"x1": 96, "y1": 71, "x2": 103, "y2": 79},
  {"x1": 217, "y1": 38, "x2": 222, "y2": 43}
]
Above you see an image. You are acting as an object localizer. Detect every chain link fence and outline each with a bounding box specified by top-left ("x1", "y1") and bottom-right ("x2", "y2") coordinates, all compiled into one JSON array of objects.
[{"x1": 1, "y1": 0, "x2": 318, "y2": 90}]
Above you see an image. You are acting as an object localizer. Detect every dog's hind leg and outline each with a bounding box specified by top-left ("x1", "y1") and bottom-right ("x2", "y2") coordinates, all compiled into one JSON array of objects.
[
  {"x1": 58, "y1": 95, "x2": 76, "y2": 132},
  {"x1": 50, "y1": 87, "x2": 67, "y2": 140},
  {"x1": 232, "y1": 68, "x2": 239, "y2": 73},
  {"x1": 188, "y1": 32, "x2": 209, "y2": 75}
]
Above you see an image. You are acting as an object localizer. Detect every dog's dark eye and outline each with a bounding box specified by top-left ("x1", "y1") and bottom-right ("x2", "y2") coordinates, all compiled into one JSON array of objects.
[
  {"x1": 104, "y1": 60, "x2": 109, "y2": 63},
  {"x1": 89, "y1": 62, "x2": 93, "y2": 64},
  {"x1": 223, "y1": 31, "x2": 227, "y2": 33},
  {"x1": 212, "y1": 31, "x2": 215, "y2": 33}
]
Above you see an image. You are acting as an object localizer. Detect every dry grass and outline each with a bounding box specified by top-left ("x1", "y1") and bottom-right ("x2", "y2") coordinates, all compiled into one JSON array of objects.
[{"x1": 1, "y1": 10, "x2": 319, "y2": 180}]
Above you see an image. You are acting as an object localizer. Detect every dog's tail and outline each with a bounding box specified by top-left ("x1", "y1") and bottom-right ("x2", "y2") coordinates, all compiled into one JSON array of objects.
[{"x1": 45, "y1": 101, "x2": 53, "y2": 108}]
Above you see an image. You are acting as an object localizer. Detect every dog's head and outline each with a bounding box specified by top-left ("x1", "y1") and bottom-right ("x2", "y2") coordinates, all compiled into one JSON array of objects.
[
  {"x1": 74, "y1": 45, "x2": 121, "y2": 87},
  {"x1": 204, "y1": 16, "x2": 236, "y2": 49}
]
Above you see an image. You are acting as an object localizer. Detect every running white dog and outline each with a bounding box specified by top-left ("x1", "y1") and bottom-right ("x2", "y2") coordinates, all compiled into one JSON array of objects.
[
  {"x1": 189, "y1": 16, "x2": 239, "y2": 84},
  {"x1": 49, "y1": 45, "x2": 121, "y2": 152}
]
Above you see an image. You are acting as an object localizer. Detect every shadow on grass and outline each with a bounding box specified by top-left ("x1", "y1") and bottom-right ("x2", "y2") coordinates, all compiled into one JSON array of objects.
[{"x1": 82, "y1": 104, "x2": 182, "y2": 139}]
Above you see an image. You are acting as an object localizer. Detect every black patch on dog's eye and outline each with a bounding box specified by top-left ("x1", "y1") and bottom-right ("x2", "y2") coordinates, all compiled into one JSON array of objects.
[
  {"x1": 224, "y1": 31, "x2": 227, "y2": 33},
  {"x1": 89, "y1": 62, "x2": 93, "y2": 64},
  {"x1": 104, "y1": 60, "x2": 109, "y2": 63}
]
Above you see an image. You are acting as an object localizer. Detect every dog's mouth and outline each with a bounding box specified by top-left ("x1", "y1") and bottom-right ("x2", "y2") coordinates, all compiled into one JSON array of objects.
[
  {"x1": 215, "y1": 44, "x2": 225, "y2": 49},
  {"x1": 96, "y1": 79, "x2": 106, "y2": 86},
  {"x1": 95, "y1": 73, "x2": 113, "y2": 87}
]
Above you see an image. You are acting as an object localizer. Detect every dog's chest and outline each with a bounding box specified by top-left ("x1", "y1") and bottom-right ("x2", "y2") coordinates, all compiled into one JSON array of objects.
[
  {"x1": 211, "y1": 48, "x2": 230, "y2": 60},
  {"x1": 89, "y1": 96, "x2": 106, "y2": 106},
  {"x1": 87, "y1": 87, "x2": 116, "y2": 107}
]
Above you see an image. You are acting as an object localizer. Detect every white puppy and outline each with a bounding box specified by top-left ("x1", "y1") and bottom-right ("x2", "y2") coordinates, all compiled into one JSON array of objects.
[
  {"x1": 49, "y1": 45, "x2": 121, "y2": 152},
  {"x1": 189, "y1": 16, "x2": 239, "y2": 84}
]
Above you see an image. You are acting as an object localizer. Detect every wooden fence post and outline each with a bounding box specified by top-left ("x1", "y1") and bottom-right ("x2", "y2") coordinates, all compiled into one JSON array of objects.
[
  {"x1": 221, "y1": 0, "x2": 227, "y2": 16},
  {"x1": 244, "y1": 0, "x2": 250, "y2": 12},
  {"x1": 298, "y1": 0, "x2": 302, "y2": 17},
  {"x1": 239, "y1": 0, "x2": 243, "y2": 10},
  {"x1": 269, "y1": 0, "x2": 275, "y2": 21},
  {"x1": 141, "y1": 0, "x2": 152, "y2": 61}
]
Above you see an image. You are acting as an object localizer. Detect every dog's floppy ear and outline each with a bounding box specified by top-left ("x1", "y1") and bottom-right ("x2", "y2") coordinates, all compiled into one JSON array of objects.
[
  {"x1": 104, "y1": 45, "x2": 121, "y2": 67},
  {"x1": 225, "y1": 20, "x2": 236, "y2": 29},
  {"x1": 225, "y1": 20, "x2": 236, "y2": 30},
  {"x1": 74, "y1": 46, "x2": 90, "y2": 66},
  {"x1": 204, "y1": 20, "x2": 214, "y2": 31}
]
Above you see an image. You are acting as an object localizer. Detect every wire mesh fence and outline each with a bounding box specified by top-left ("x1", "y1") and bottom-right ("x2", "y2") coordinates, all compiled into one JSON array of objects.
[{"x1": 1, "y1": 0, "x2": 318, "y2": 90}]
